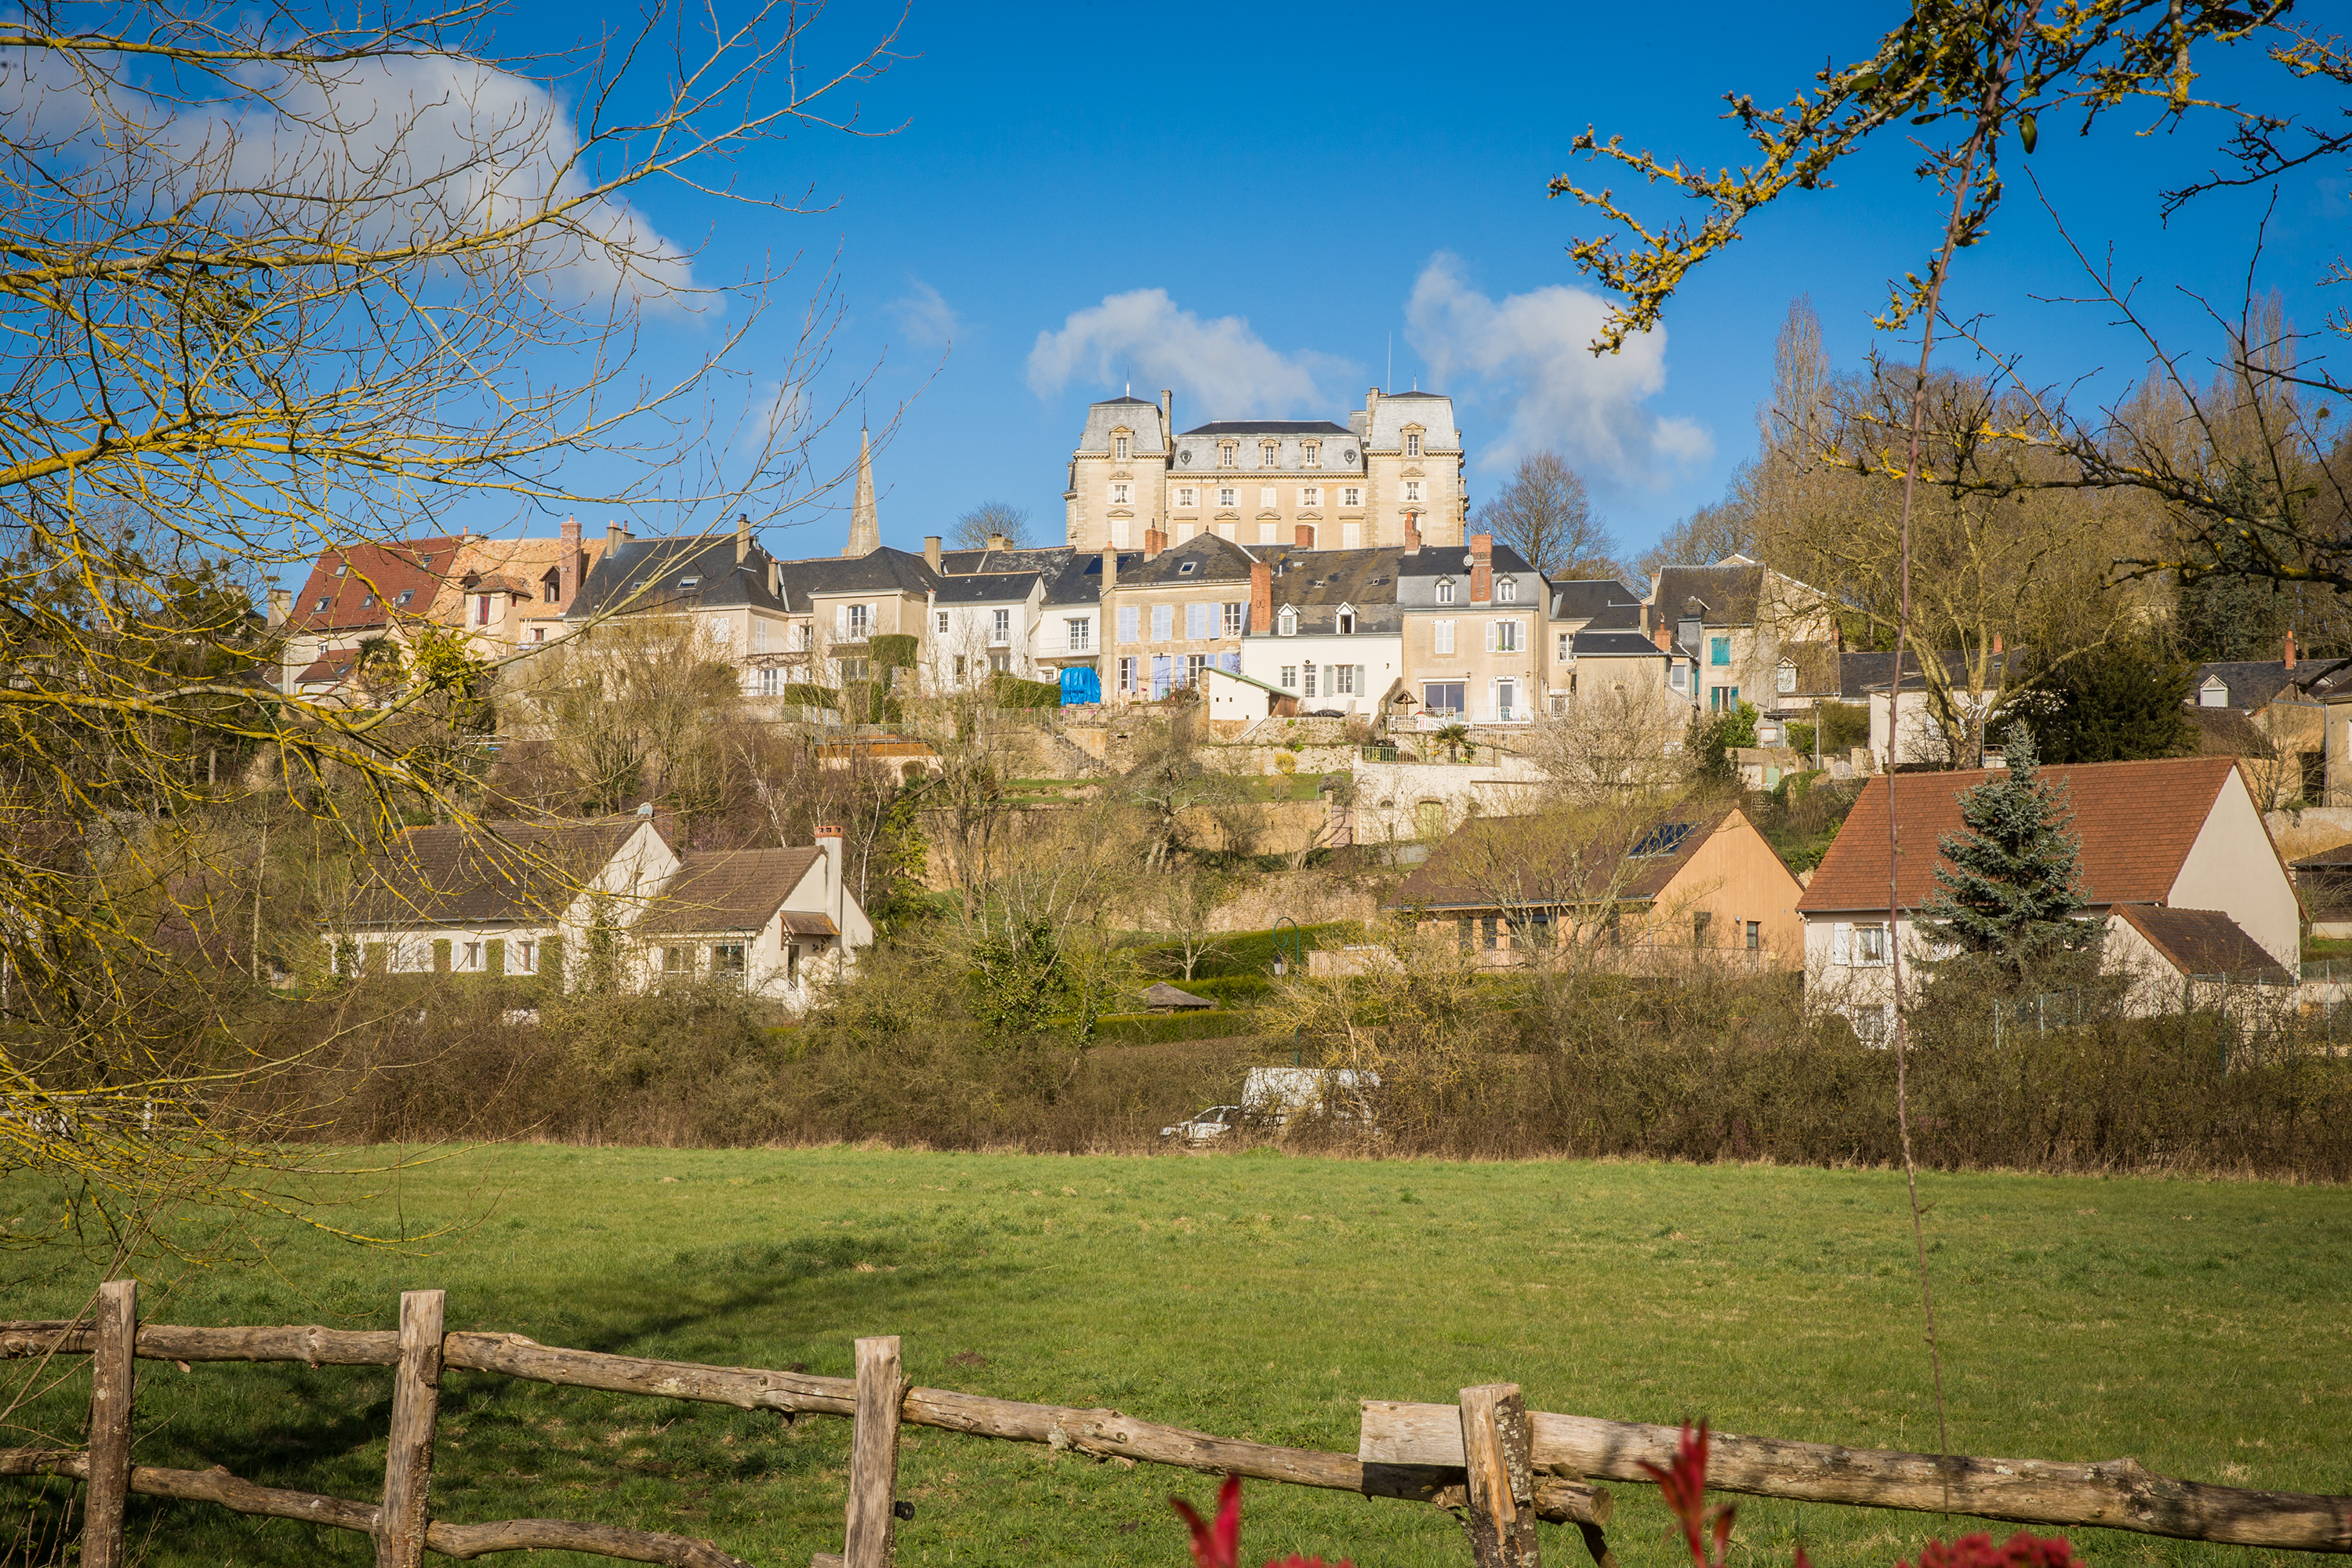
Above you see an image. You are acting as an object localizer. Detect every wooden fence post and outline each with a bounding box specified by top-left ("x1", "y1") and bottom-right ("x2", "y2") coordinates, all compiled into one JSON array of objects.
[
  {"x1": 1459, "y1": 1383, "x2": 1538, "y2": 1568},
  {"x1": 836, "y1": 1336, "x2": 906, "y2": 1568},
  {"x1": 83, "y1": 1279, "x2": 137, "y2": 1568},
  {"x1": 378, "y1": 1289, "x2": 446, "y2": 1568}
]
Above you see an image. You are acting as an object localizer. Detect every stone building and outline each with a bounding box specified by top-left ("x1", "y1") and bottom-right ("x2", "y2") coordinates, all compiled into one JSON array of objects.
[{"x1": 1062, "y1": 387, "x2": 1465, "y2": 555}]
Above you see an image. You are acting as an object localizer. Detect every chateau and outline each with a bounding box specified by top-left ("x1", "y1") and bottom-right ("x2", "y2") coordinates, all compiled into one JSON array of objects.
[{"x1": 1062, "y1": 387, "x2": 1465, "y2": 554}]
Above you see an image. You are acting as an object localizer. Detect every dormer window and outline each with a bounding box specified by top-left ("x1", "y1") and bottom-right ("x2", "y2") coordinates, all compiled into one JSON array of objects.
[
  {"x1": 1114, "y1": 432, "x2": 1131, "y2": 460},
  {"x1": 1261, "y1": 441, "x2": 1279, "y2": 466},
  {"x1": 1436, "y1": 578, "x2": 1456, "y2": 605},
  {"x1": 1778, "y1": 660, "x2": 1798, "y2": 695},
  {"x1": 1497, "y1": 578, "x2": 1516, "y2": 604},
  {"x1": 1278, "y1": 605, "x2": 1299, "y2": 636},
  {"x1": 1304, "y1": 441, "x2": 1320, "y2": 465},
  {"x1": 1220, "y1": 441, "x2": 1237, "y2": 466},
  {"x1": 1405, "y1": 431, "x2": 1423, "y2": 457},
  {"x1": 2198, "y1": 676, "x2": 2229, "y2": 708},
  {"x1": 1336, "y1": 604, "x2": 1356, "y2": 635}
]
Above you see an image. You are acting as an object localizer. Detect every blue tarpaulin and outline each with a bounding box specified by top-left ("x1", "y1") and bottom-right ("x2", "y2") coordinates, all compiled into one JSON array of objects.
[{"x1": 1058, "y1": 665, "x2": 1100, "y2": 705}]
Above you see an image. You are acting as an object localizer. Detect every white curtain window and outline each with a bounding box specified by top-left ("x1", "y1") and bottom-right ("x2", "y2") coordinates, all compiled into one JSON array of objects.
[
  {"x1": 1342, "y1": 487, "x2": 1362, "y2": 507},
  {"x1": 993, "y1": 608, "x2": 1011, "y2": 644},
  {"x1": 1118, "y1": 605, "x2": 1139, "y2": 644},
  {"x1": 1279, "y1": 665, "x2": 1297, "y2": 689},
  {"x1": 1301, "y1": 485, "x2": 1323, "y2": 508},
  {"x1": 1433, "y1": 619, "x2": 1455, "y2": 655},
  {"x1": 1067, "y1": 618, "x2": 1091, "y2": 652},
  {"x1": 1110, "y1": 482, "x2": 1131, "y2": 506},
  {"x1": 1403, "y1": 480, "x2": 1423, "y2": 503},
  {"x1": 1186, "y1": 603, "x2": 1210, "y2": 640},
  {"x1": 1177, "y1": 487, "x2": 1196, "y2": 508},
  {"x1": 1219, "y1": 487, "x2": 1236, "y2": 507},
  {"x1": 1223, "y1": 602, "x2": 1245, "y2": 637},
  {"x1": 1152, "y1": 604, "x2": 1174, "y2": 641}
]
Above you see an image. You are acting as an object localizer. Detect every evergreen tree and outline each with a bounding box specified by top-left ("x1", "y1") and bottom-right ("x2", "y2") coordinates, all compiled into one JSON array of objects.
[
  {"x1": 2172, "y1": 463, "x2": 2294, "y2": 662},
  {"x1": 2023, "y1": 637, "x2": 2194, "y2": 764},
  {"x1": 1920, "y1": 727, "x2": 2090, "y2": 985}
]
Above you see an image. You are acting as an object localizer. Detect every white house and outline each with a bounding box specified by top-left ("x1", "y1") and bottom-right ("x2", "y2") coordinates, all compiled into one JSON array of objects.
[
  {"x1": 327, "y1": 810, "x2": 870, "y2": 1009},
  {"x1": 1797, "y1": 755, "x2": 2296, "y2": 1028},
  {"x1": 924, "y1": 571, "x2": 1045, "y2": 690}
]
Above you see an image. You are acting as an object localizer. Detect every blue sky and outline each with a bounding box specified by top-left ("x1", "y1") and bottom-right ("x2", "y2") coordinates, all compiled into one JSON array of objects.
[{"x1": 485, "y1": 0, "x2": 2347, "y2": 568}]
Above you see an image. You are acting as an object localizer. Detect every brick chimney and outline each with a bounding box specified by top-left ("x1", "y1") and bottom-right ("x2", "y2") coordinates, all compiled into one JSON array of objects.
[
  {"x1": 606, "y1": 520, "x2": 627, "y2": 554},
  {"x1": 1653, "y1": 620, "x2": 1671, "y2": 653},
  {"x1": 1403, "y1": 512, "x2": 1422, "y2": 552},
  {"x1": 1145, "y1": 525, "x2": 1165, "y2": 560},
  {"x1": 561, "y1": 515, "x2": 583, "y2": 605},
  {"x1": 924, "y1": 535, "x2": 942, "y2": 574},
  {"x1": 1469, "y1": 532, "x2": 1493, "y2": 604},
  {"x1": 2286, "y1": 628, "x2": 2297, "y2": 670},
  {"x1": 1993, "y1": 631, "x2": 2004, "y2": 656},
  {"x1": 1250, "y1": 560, "x2": 1272, "y2": 636},
  {"x1": 1295, "y1": 523, "x2": 1316, "y2": 549}
]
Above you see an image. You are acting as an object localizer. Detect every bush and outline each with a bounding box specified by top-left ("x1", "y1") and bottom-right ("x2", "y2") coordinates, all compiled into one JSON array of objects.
[{"x1": 989, "y1": 672, "x2": 1063, "y2": 709}]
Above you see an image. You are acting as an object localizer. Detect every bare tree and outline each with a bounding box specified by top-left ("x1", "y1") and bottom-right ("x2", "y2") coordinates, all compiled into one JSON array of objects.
[
  {"x1": 1475, "y1": 453, "x2": 1619, "y2": 578},
  {"x1": 1524, "y1": 682, "x2": 1697, "y2": 804},
  {"x1": 953, "y1": 502, "x2": 1033, "y2": 550}
]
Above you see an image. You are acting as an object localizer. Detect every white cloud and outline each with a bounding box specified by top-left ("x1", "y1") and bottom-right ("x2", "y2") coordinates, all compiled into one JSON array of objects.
[
  {"x1": 890, "y1": 280, "x2": 959, "y2": 347},
  {"x1": 1406, "y1": 254, "x2": 1709, "y2": 488},
  {"x1": 1027, "y1": 289, "x2": 1348, "y2": 415}
]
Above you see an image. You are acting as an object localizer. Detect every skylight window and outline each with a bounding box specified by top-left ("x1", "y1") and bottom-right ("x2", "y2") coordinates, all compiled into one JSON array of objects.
[
  {"x1": 1628, "y1": 822, "x2": 1697, "y2": 858},
  {"x1": 678, "y1": 575, "x2": 699, "y2": 590},
  {"x1": 1178, "y1": 561, "x2": 1198, "y2": 575}
]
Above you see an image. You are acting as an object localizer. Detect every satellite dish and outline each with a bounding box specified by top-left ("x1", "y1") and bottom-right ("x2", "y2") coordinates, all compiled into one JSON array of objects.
[{"x1": 1463, "y1": 554, "x2": 1475, "y2": 567}]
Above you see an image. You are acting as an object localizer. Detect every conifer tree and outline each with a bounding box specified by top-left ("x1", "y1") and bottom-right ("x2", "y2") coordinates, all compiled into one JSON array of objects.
[{"x1": 1921, "y1": 726, "x2": 2089, "y2": 985}]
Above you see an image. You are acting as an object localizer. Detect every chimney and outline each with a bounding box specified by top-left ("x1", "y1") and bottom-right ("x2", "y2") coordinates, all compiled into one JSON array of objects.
[
  {"x1": 1145, "y1": 525, "x2": 1165, "y2": 560},
  {"x1": 561, "y1": 515, "x2": 583, "y2": 605},
  {"x1": 1367, "y1": 385, "x2": 1381, "y2": 422},
  {"x1": 924, "y1": 535, "x2": 942, "y2": 574},
  {"x1": 767, "y1": 557, "x2": 782, "y2": 599},
  {"x1": 1160, "y1": 387, "x2": 1173, "y2": 441},
  {"x1": 1250, "y1": 560, "x2": 1272, "y2": 636},
  {"x1": 1403, "y1": 513, "x2": 1422, "y2": 553},
  {"x1": 265, "y1": 586, "x2": 290, "y2": 627},
  {"x1": 1469, "y1": 532, "x2": 1494, "y2": 603},
  {"x1": 815, "y1": 825, "x2": 845, "y2": 935},
  {"x1": 735, "y1": 512, "x2": 751, "y2": 565},
  {"x1": 606, "y1": 520, "x2": 626, "y2": 554},
  {"x1": 2286, "y1": 628, "x2": 2297, "y2": 670},
  {"x1": 1653, "y1": 620, "x2": 1672, "y2": 653},
  {"x1": 1101, "y1": 546, "x2": 1120, "y2": 601},
  {"x1": 1993, "y1": 631, "x2": 2005, "y2": 656},
  {"x1": 987, "y1": 532, "x2": 1011, "y2": 550}
]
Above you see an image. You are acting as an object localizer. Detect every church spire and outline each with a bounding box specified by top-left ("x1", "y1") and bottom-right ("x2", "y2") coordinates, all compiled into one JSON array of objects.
[{"x1": 844, "y1": 426, "x2": 880, "y2": 557}]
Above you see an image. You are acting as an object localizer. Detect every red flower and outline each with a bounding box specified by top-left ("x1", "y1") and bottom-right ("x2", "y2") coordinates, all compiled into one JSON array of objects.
[
  {"x1": 1171, "y1": 1475, "x2": 1242, "y2": 1568},
  {"x1": 1640, "y1": 1421, "x2": 1735, "y2": 1568},
  {"x1": 1900, "y1": 1534, "x2": 2085, "y2": 1568}
]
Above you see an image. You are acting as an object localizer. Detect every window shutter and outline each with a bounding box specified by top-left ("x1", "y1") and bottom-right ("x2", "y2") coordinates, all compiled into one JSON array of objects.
[
  {"x1": 1486, "y1": 620, "x2": 1499, "y2": 652},
  {"x1": 834, "y1": 604, "x2": 848, "y2": 638},
  {"x1": 1434, "y1": 619, "x2": 1454, "y2": 656},
  {"x1": 1187, "y1": 603, "x2": 1209, "y2": 640},
  {"x1": 1832, "y1": 923, "x2": 1852, "y2": 965},
  {"x1": 1118, "y1": 605, "x2": 1138, "y2": 644},
  {"x1": 1152, "y1": 604, "x2": 1172, "y2": 641},
  {"x1": 1356, "y1": 665, "x2": 1367, "y2": 697}
]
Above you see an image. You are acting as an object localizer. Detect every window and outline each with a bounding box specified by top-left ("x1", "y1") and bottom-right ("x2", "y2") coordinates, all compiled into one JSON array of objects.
[
  {"x1": 1152, "y1": 604, "x2": 1174, "y2": 641},
  {"x1": 1220, "y1": 441, "x2": 1236, "y2": 466},
  {"x1": 532, "y1": 626, "x2": 546, "y2": 643},
  {"x1": 1405, "y1": 432, "x2": 1422, "y2": 457},
  {"x1": 1187, "y1": 652, "x2": 1208, "y2": 684},
  {"x1": 1261, "y1": 442, "x2": 1279, "y2": 465},
  {"x1": 1496, "y1": 578, "x2": 1516, "y2": 604},
  {"x1": 1490, "y1": 619, "x2": 1522, "y2": 653},
  {"x1": 1550, "y1": 691, "x2": 1569, "y2": 714},
  {"x1": 1433, "y1": 619, "x2": 1455, "y2": 655},
  {"x1": 1259, "y1": 485, "x2": 1276, "y2": 507},
  {"x1": 1710, "y1": 635, "x2": 1730, "y2": 666},
  {"x1": 1436, "y1": 578, "x2": 1455, "y2": 604},
  {"x1": 1403, "y1": 480, "x2": 1424, "y2": 503},
  {"x1": 1303, "y1": 662, "x2": 1316, "y2": 697},
  {"x1": 1746, "y1": 920, "x2": 1761, "y2": 953},
  {"x1": 1118, "y1": 605, "x2": 1139, "y2": 644},
  {"x1": 797, "y1": 622, "x2": 815, "y2": 650},
  {"x1": 1178, "y1": 560, "x2": 1198, "y2": 574},
  {"x1": 335, "y1": 563, "x2": 348, "y2": 576},
  {"x1": 1218, "y1": 487, "x2": 1236, "y2": 507},
  {"x1": 937, "y1": 610, "x2": 949, "y2": 633},
  {"x1": 1223, "y1": 601, "x2": 1245, "y2": 637},
  {"x1": 396, "y1": 590, "x2": 414, "y2": 606},
  {"x1": 1423, "y1": 681, "x2": 1465, "y2": 716},
  {"x1": 1304, "y1": 441, "x2": 1320, "y2": 464},
  {"x1": 2199, "y1": 677, "x2": 2228, "y2": 708},
  {"x1": 1186, "y1": 603, "x2": 1210, "y2": 640},
  {"x1": 314, "y1": 597, "x2": 331, "y2": 612},
  {"x1": 1693, "y1": 910, "x2": 1714, "y2": 946},
  {"x1": 1557, "y1": 632, "x2": 1572, "y2": 661},
  {"x1": 1301, "y1": 485, "x2": 1323, "y2": 509},
  {"x1": 840, "y1": 656, "x2": 869, "y2": 681},
  {"x1": 1336, "y1": 608, "x2": 1355, "y2": 634},
  {"x1": 1834, "y1": 922, "x2": 1890, "y2": 967},
  {"x1": 709, "y1": 615, "x2": 731, "y2": 645},
  {"x1": 1777, "y1": 660, "x2": 1797, "y2": 694},
  {"x1": 515, "y1": 940, "x2": 535, "y2": 974},
  {"x1": 1670, "y1": 664, "x2": 1688, "y2": 692},
  {"x1": 712, "y1": 943, "x2": 747, "y2": 983},
  {"x1": 1177, "y1": 486, "x2": 1197, "y2": 508},
  {"x1": 1333, "y1": 663, "x2": 1358, "y2": 695},
  {"x1": 953, "y1": 655, "x2": 967, "y2": 680},
  {"x1": 1710, "y1": 684, "x2": 1740, "y2": 710},
  {"x1": 1279, "y1": 605, "x2": 1299, "y2": 637},
  {"x1": 662, "y1": 946, "x2": 691, "y2": 975},
  {"x1": 758, "y1": 666, "x2": 782, "y2": 696},
  {"x1": 543, "y1": 573, "x2": 560, "y2": 603},
  {"x1": 1341, "y1": 486, "x2": 1362, "y2": 507},
  {"x1": 1115, "y1": 434, "x2": 1130, "y2": 460},
  {"x1": 361, "y1": 593, "x2": 376, "y2": 608},
  {"x1": 1495, "y1": 678, "x2": 1519, "y2": 721},
  {"x1": 993, "y1": 608, "x2": 1011, "y2": 645},
  {"x1": 1279, "y1": 665, "x2": 1298, "y2": 689},
  {"x1": 989, "y1": 650, "x2": 1011, "y2": 673},
  {"x1": 847, "y1": 604, "x2": 871, "y2": 639},
  {"x1": 1118, "y1": 656, "x2": 1137, "y2": 692},
  {"x1": 1067, "y1": 617, "x2": 1092, "y2": 652},
  {"x1": 1110, "y1": 482, "x2": 1131, "y2": 506},
  {"x1": 461, "y1": 941, "x2": 480, "y2": 970}
]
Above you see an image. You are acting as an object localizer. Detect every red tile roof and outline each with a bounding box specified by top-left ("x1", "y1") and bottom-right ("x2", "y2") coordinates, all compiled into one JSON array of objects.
[
  {"x1": 1798, "y1": 756, "x2": 2245, "y2": 914},
  {"x1": 289, "y1": 537, "x2": 463, "y2": 633}
]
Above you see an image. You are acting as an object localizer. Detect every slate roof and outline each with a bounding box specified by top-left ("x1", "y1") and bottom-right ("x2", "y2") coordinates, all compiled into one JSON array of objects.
[
  {"x1": 2189, "y1": 659, "x2": 2312, "y2": 713},
  {"x1": 1798, "y1": 756, "x2": 2245, "y2": 914},
  {"x1": 1119, "y1": 532, "x2": 1258, "y2": 587},
  {"x1": 931, "y1": 572, "x2": 1040, "y2": 605},
  {"x1": 567, "y1": 533, "x2": 792, "y2": 619},
  {"x1": 1834, "y1": 649, "x2": 2008, "y2": 699},
  {"x1": 1386, "y1": 808, "x2": 1736, "y2": 913},
  {"x1": 1572, "y1": 630, "x2": 1671, "y2": 658},
  {"x1": 771, "y1": 546, "x2": 939, "y2": 604},
  {"x1": 1779, "y1": 641, "x2": 1843, "y2": 698},
  {"x1": 1141, "y1": 981, "x2": 1216, "y2": 1010},
  {"x1": 1258, "y1": 546, "x2": 1404, "y2": 635},
  {"x1": 348, "y1": 818, "x2": 652, "y2": 927},
  {"x1": 1652, "y1": 560, "x2": 1766, "y2": 626},
  {"x1": 1040, "y1": 548, "x2": 1131, "y2": 607},
  {"x1": 1397, "y1": 541, "x2": 1537, "y2": 578},
  {"x1": 937, "y1": 545, "x2": 1075, "y2": 577},
  {"x1": 288, "y1": 536, "x2": 464, "y2": 633},
  {"x1": 637, "y1": 848, "x2": 822, "y2": 936},
  {"x1": 1182, "y1": 420, "x2": 1353, "y2": 436},
  {"x1": 2112, "y1": 905, "x2": 2292, "y2": 982},
  {"x1": 1552, "y1": 579, "x2": 1644, "y2": 628}
]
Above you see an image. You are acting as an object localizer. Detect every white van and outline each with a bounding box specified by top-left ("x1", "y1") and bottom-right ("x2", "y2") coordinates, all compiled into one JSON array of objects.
[{"x1": 1243, "y1": 1066, "x2": 1377, "y2": 1127}]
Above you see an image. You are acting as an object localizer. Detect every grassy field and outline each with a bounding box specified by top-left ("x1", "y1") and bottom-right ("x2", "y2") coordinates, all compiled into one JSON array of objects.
[{"x1": 3, "y1": 1148, "x2": 2347, "y2": 1568}]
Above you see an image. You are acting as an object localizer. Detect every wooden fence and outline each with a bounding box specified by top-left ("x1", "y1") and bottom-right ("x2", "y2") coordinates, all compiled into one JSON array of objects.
[{"x1": 5, "y1": 1284, "x2": 2349, "y2": 1568}]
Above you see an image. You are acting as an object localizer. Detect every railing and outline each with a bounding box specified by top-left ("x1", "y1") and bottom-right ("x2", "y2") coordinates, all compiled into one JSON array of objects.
[{"x1": 6, "y1": 1287, "x2": 2348, "y2": 1568}]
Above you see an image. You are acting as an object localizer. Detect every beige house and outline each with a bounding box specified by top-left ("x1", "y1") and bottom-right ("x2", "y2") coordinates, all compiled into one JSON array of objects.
[
  {"x1": 1798, "y1": 756, "x2": 2297, "y2": 1028},
  {"x1": 1396, "y1": 534, "x2": 1548, "y2": 729},
  {"x1": 1098, "y1": 533, "x2": 1254, "y2": 699},
  {"x1": 563, "y1": 521, "x2": 800, "y2": 695},
  {"x1": 435, "y1": 519, "x2": 604, "y2": 654},
  {"x1": 1064, "y1": 387, "x2": 1465, "y2": 554},
  {"x1": 1643, "y1": 556, "x2": 1836, "y2": 724}
]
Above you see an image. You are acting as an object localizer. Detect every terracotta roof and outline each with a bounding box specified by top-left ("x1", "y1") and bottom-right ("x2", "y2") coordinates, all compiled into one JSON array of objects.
[
  {"x1": 1387, "y1": 808, "x2": 1732, "y2": 912},
  {"x1": 348, "y1": 818, "x2": 652, "y2": 927},
  {"x1": 1797, "y1": 756, "x2": 2244, "y2": 914},
  {"x1": 295, "y1": 650, "x2": 361, "y2": 687},
  {"x1": 289, "y1": 537, "x2": 464, "y2": 633},
  {"x1": 2112, "y1": 906, "x2": 2292, "y2": 982},
  {"x1": 637, "y1": 848, "x2": 822, "y2": 935}
]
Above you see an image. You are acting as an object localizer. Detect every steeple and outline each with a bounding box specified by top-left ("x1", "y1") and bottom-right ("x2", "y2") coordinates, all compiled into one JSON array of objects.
[{"x1": 844, "y1": 426, "x2": 880, "y2": 557}]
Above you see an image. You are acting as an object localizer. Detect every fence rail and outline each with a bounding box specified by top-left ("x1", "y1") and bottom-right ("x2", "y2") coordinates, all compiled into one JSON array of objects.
[{"x1": 5, "y1": 1292, "x2": 2348, "y2": 1567}]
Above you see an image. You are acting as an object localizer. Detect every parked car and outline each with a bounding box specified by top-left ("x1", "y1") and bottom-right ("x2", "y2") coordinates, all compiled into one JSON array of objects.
[{"x1": 1159, "y1": 1104, "x2": 1243, "y2": 1143}]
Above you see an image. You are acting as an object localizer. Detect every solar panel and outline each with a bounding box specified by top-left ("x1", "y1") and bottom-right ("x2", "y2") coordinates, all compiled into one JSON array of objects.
[{"x1": 1628, "y1": 822, "x2": 1696, "y2": 858}]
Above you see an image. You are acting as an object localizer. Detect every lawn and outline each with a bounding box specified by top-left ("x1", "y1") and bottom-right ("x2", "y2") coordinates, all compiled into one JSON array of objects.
[{"x1": 2, "y1": 1149, "x2": 2347, "y2": 1568}]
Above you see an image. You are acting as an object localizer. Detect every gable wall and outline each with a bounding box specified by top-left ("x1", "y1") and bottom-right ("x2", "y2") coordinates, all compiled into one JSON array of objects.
[{"x1": 2169, "y1": 766, "x2": 2299, "y2": 969}]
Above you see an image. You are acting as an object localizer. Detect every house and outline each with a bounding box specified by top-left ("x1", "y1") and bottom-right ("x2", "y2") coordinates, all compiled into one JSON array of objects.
[
  {"x1": 1546, "y1": 580, "x2": 1685, "y2": 713},
  {"x1": 1397, "y1": 533, "x2": 1548, "y2": 730},
  {"x1": 2185, "y1": 639, "x2": 2325, "y2": 808},
  {"x1": 564, "y1": 521, "x2": 802, "y2": 694},
  {"x1": 924, "y1": 569, "x2": 1045, "y2": 690},
  {"x1": 1098, "y1": 532, "x2": 1254, "y2": 699},
  {"x1": 1238, "y1": 546, "x2": 1404, "y2": 717},
  {"x1": 434, "y1": 518, "x2": 604, "y2": 654},
  {"x1": 1797, "y1": 756, "x2": 2296, "y2": 1028},
  {"x1": 277, "y1": 535, "x2": 465, "y2": 699},
  {"x1": 1384, "y1": 805, "x2": 1806, "y2": 970},
  {"x1": 1849, "y1": 649, "x2": 2009, "y2": 770},
  {"x1": 325, "y1": 811, "x2": 869, "y2": 1007},
  {"x1": 764, "y1": 546, "x2": 941, "y2": 697},
  {"x1": 2290, "y1": 843, "x2": 2352, "y2": 938},
  {"x1": 1642, "y1": 556, "x2": 1835, "y2": 720},
  {"x1": 2103, "y1": 905, "x2": 2296, "y2": 1015}
]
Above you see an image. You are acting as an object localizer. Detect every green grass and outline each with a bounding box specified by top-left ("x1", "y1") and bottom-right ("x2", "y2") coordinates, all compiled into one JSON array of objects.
[{"x1": 4, "y1": 1150, "x2": 2348, "y2": 1568}]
